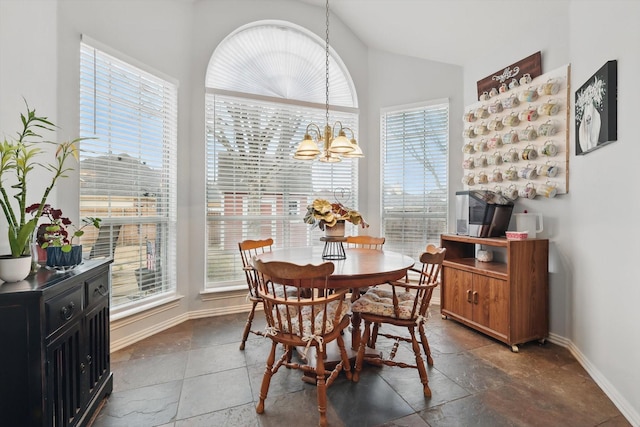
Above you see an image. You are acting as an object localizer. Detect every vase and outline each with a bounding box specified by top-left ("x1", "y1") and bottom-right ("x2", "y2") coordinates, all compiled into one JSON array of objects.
[
  {"x1": 46, "y1": 245, "x2": 83, "y2": 271},
  {"x1": 325, "y1": 220, "x2": 346, "y2": 237},
  {"x1": 0, "y1": 254, "x2": 32, "y2": 282}
]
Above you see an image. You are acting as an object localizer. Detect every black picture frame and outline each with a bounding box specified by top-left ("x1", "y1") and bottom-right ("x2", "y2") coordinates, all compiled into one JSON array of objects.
[{"x1": 575, "y1": 60, "x2": 617, "y2": 155}]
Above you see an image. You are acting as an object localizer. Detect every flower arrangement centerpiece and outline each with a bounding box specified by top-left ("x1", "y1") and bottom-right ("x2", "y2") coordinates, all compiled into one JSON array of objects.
[{"x1": 304, "y1": 198, "x2": 368, "y2": 231}]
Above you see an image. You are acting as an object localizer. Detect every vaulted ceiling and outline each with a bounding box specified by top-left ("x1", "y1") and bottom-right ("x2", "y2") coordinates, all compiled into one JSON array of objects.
[{"x1": 292, "y1": 0, "x2": 568, "y2": 66}]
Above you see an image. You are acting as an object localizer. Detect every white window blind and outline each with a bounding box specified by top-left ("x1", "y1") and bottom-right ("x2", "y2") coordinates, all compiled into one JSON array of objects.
[
  {"x1": 79, "y1": 39, "x2": 178, "y2": 310},
  {"x1": 205, "y1": 93, "x2": 358, "y2": 290},
  {"x1": 381, "y1": 100, "x2": 449, "y2": 259}
]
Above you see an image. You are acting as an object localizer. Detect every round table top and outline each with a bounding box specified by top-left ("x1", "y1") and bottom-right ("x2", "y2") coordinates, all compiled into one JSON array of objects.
[{"x1": 254, "y1": 246, "x2": 415, "y2": 289}]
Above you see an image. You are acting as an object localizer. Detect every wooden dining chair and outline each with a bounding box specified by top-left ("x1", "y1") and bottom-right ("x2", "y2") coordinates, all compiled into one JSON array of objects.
[
  {"x1": 351, "y1": 245, "x2": 446, "y2": 397},
  {"x1": 345, "y1": 235, "x2": 385, "y2": 250},
  {"x1": 253, "y1": 258, "x2": 352, "y2": 427},
  {"x1": 237, "y1": 238, "x2": 274, "y2": 350}
]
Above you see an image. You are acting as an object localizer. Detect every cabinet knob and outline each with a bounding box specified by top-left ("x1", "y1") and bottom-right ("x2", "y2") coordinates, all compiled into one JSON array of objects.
[
  {"x1": 95, "y1": 285, "x2": 109, "y2": 297},
  {"x1": 60, "y1": 301, "x2": 76, "y2": 320}
]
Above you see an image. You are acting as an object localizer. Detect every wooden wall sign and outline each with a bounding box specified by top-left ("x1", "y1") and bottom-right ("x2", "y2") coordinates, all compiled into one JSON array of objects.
[{"x1": 477, "y1": 51, "x2": 542, "y2": 100}]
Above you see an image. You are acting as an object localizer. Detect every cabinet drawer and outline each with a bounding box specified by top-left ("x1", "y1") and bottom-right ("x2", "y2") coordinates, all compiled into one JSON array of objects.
[
  {"x1": 46, "y1": 286, "x2": 84, "y2": 336},
  {"x1": 86, "y1": 274, "x2": 110, "y2": 307}
]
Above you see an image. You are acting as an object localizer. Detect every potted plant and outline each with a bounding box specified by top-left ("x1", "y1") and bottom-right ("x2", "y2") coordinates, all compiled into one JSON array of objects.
[
  {"x1": 0, "y1": 102, "x2": 83, "y2": 281},
  {"x1": 304, "y1": 197, "x2": 368, "y2": 236},
  {"x1": 28, "y1": 204, "x2": 100, "y2": 270}
]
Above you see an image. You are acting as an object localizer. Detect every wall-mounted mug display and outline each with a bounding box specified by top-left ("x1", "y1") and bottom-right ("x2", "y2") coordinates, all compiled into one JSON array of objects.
[
  {"x1": 538, "y1": 182, "x2": 558, "y2": 198},
  {"x1": 463, "y1": 126, "x2": 476, "y2": 139},
  {"x1": 479, "y1": 91, "x2": 490, "y2": 101},
  {"x1": 504, "y1": 166, "x2": 519, "y2": 180},
  {"x1": 518, "y1": 126, "x2": 538, "y2": 142},
  {"x1": 508, "y1": 78, "x2": 520, "y2": 90},
  {"x1": 538, "y1": 100, "x2": 560, "y2": 116},
  {"x1": 502, "y1": 130, "x2": 519, "y2": 145},
  {"x1": 487, "y1": 134, "x2": 503, "y2": 149},
  {"x1": 462, "y1": 157, "x2": 475, "y2": 169},
  {"x1": 462, "y1": 142, "x2": 475, "y2": 154},
  {"x1": 518, "y1": 107, "x2": 539, "y2": 122},
  {"x1": 474, "y1": 171, "x2": 488, "y2": 185},
  {"x1": 474, "y1": 139, "x2": 488, "y2": 153},
  {"x1": 474, "y1": 122, "x2": 489, "y2": 135},
  {"x1": 521, "y1": 145, "x2": 538, "y2": 161},
  {"x1": 502, "y1": 113, "x2": 520, "y2": 127},
  {"x1": 538, "y1": 121, "x2": 557, "y2": 137},
  {"x1": 463, "y1": 111, "x2": 477, "y2": 122},
  {"x1": 487, "y1": 117, "x2": 504, "y2": 132},
  {"x1": 489, "y1": 169, "x2": 503, "y2": 183},
  {"x1": 499, "y1": 83, "x2": 508, "y2": 93},
  {"x1": 519, "y1": 73, "x2": 532, "y2": 85},
  {"x1": 518, "y1": 165, "x2": 537, "y2": 180},
  {"x1": 518, "y1": 88, "x2": 538, "y2": 103},
  {"x1": 537, "y1": 162, "x2": 559, "y2": 178},
  {"x1": 519, "y1": 183, "x2": 537, "y2": 199},
  {"x1": 501, "y1": 94, "x2": 520, "y2": 109},
  {"x1": 489, "y1": 87, "x2": 499, "y2": 98},
  {"x1": 476, "y1": 154, "x2": 488, "y2": 168},
  {"x1": 502, "y1": 148, "x2": 519, "y2": 163},
  {"x1": 488, "y1": 151, "x2": 503, "y2": 165},
  {"x1": 462, "y1": 173, "x2": 475, "y2": 186},
  {"x1": 487, "y1": 101, "x2": 503, "y2": 114},
  {"x1": 474, "y1": 107, "x2": 489, "y2": 119},
  {"x1": 541, "y1": 140, "x2": 558, "y2": 156},
  {"x1": 537, "y1": 79, "x2": 560, "y2": 96},
  {"x1": 504, "y1": 184, "x2": 519, "y2": 200}
]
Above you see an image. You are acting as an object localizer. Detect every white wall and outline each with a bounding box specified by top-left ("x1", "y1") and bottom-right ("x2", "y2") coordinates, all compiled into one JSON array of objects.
[
  {"x1": 567, "y1": 1, "x2": 640, "y2": 422},
  {"x1": 1, "y1": 0, "x2": 639, "y2": 423}
]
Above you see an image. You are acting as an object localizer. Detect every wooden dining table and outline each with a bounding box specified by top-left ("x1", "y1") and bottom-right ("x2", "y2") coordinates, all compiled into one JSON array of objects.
[{"x1": 254, "y1": 246, "x2": 415, "y2": 352}]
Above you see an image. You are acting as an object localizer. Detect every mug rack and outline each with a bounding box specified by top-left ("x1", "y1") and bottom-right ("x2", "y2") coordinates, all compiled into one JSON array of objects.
[{"x1": 461, "y1": 64, "x2": 570, "y2": 199}]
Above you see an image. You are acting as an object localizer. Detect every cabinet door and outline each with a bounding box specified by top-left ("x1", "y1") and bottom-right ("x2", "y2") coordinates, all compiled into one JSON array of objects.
[
  {"x1": 442, "y1": 267, "x2": 473, "y2": 320},
  {"x1": 46, "y1": 322, "x2": 84, "y2": 427},
  {"x1": 473, "y1": 274, "x2": 509, "y2": 337},
  {"x1": 85, "y1": 302, "x2": 110, "y2": 395}
]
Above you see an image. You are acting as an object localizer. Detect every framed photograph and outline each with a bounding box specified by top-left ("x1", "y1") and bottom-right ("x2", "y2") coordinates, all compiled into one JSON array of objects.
[{"x1": 575, "y1": 60, "x2": 617, "y2": 155}]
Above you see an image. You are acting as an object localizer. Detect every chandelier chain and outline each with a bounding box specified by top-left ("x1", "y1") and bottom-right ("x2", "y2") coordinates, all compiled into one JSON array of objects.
[{"x1": 325, "y1": 0, "x2": 330, "y2": 125}]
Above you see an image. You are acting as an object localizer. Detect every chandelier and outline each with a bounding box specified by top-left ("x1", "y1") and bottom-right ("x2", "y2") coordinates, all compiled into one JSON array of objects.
[{"x1": 293, "y1": 0, "x2": 363, "y2": 162}]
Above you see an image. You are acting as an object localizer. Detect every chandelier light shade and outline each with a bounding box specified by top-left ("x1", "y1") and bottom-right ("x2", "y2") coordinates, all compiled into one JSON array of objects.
[{"x1": 294, "y1": 0, "x2": 363, "y2": 162}]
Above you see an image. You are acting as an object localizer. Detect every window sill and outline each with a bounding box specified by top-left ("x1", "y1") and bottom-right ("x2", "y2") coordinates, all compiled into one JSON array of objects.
[{"x1": 111, "y1": 293, "x2": 184, "y2": 326}]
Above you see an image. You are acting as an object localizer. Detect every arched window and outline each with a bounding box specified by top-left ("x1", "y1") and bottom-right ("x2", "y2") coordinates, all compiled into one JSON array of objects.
[{"x1": 204, "y1": 21, "x2": 360, "y2": 290}]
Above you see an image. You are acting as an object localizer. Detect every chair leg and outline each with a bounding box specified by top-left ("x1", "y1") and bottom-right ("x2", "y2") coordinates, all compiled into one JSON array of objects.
[
  {"x1": 418, "y1": 323, "x2": 434, "y2": 366},
  {"x1": 240, "y1": 301, "x2": 259, "y2": 350},
  {"x1": 256, "y1": 341, "x2": 278, "y2": 414},
  {"x1": 315, "y1": 347, "x2": 328, "y2": 427},
  {"x1": 335, "y1": 334, "x2": 352, "y2": 381},
  {"x1": 369, "y1": 322, "x2": 380, "y2": 348},
  {"x1": 353, "y1": 320, "x2": 371, "y2": 383},
  {"x1": 409, "y1": 327, "x2": 431, "y2": 397}
]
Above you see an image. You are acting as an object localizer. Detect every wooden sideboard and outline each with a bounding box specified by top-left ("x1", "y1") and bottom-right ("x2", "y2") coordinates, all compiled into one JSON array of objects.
[
  {"x1": 0, "y1": 259, "x2": 113, "y2": 427},
  {"x1": 440, "y1": 234, "x2": 548, "y2": 351}
]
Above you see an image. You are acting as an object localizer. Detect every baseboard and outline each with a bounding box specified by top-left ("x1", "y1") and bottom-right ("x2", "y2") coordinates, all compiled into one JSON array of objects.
[{"x1": 547, "y1": 332, "x2": 639, "y2": 426}]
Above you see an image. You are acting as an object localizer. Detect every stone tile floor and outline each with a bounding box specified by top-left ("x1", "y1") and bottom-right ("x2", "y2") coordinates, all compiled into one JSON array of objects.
[{"x1": 91, "y1": 307, "x2": 631, "y2": 426}]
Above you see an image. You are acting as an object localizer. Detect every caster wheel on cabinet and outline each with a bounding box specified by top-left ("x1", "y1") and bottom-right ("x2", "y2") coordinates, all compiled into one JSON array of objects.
[{"x1": 511, "y1": 345, "x2": 519, "y2": 353}]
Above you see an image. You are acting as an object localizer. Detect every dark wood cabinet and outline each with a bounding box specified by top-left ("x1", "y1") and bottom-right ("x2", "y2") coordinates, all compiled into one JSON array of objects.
[
  {"x1": 0, "y1": 259, "x2": 113, "y2": 427},
  {"x1": 440, "y1": 234, "x2": 548, "y2": 351}
]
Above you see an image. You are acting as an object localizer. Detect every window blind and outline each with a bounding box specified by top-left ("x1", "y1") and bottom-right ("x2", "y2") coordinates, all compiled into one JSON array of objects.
[
  {"x1": 79, "y1": 40, "x2": 178, "y2": 310},
  {"x1": 205, "y1": 92, "x2": 358, "y2": 290},
  {"x1": 381, "y1": 100, "x2": 449, "y2": 259}
]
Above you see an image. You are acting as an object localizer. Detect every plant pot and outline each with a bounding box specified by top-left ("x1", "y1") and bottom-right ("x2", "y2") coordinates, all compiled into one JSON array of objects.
[
  {"x1": 46, "y1": 245, "x2": 83, "y2": 271},
  {"x1": 325, "y1": 220, "x2": 346, "y2": 237},
  {"x1": 0, "y1": 254, "x2": 32, "y2": 282}
]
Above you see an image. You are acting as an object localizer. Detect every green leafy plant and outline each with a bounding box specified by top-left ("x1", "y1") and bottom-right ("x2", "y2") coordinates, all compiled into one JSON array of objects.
[
  {"x1": 0, "y1": 101, "x2": 83, "y2": 257},
  {"x1": 28, "y1": 204, "x2": 100, "y2": 252}
]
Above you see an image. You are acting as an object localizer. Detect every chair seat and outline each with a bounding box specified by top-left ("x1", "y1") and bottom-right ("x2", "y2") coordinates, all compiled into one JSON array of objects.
[
  {"x1": 352, "y1": 287, "x2": 420, "y2": 320},
  {"x1": 275, "y1": 300, "x2": 350, "y2": 336}
]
